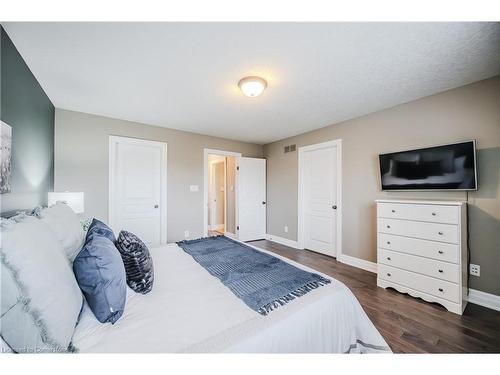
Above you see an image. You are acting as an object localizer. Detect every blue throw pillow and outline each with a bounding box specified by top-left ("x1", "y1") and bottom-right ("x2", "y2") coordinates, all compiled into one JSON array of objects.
[
  {"x1": 73, "y1": 234, "x2": 126, "y2": 324},
  {"x1": 86, "y1": 218, "x2": 116, "y2": 243}
]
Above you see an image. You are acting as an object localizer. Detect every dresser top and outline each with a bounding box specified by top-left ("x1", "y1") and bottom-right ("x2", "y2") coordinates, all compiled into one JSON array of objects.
[{"x1": 375, "y1": 199, "x2": 466, "y2": 206}]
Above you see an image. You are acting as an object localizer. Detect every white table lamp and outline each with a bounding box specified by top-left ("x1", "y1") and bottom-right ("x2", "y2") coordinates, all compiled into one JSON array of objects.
[{"x1": 48, "y1": 192, "x2": 84, "y2": 214}]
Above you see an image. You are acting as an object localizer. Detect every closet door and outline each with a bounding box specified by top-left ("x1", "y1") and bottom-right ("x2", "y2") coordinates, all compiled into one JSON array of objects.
[
  {"x1": 109, "y1": 136, "x2": 167, "y2": 246},
  {"x1": 299, "y1": 140, "x2": 341, "y2": 257}
]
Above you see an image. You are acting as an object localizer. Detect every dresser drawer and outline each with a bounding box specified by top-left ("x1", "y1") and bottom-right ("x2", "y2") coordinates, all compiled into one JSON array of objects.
[
  {"x1": 377, "y1": 233, "x2": 460, "y2": 263},
  {"x1": 378, "y1": 248, "x2": 460, "y2": 283},
  {"x1": 378, "y1": 218, "x2": 459, "y2": 244},
  {"x1": 378, "y1": 264, "x2": 460, "y2": 303},
  {"x1": 377, "y1": 202, "x2": 459, "y2": 225}
]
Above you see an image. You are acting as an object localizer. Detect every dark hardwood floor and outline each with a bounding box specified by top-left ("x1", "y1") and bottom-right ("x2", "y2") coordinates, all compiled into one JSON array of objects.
[{"x1": 248, "y1": 239, "x2": 500, "y2": 353}]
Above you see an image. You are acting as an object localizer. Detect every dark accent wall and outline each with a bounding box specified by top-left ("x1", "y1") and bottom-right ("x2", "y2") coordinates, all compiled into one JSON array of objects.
[{"x1": 0, "y1": 26, "x2": 55, "y2": 214}]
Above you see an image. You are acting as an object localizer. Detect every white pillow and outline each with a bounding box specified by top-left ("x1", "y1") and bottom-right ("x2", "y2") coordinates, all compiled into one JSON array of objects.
[
  {"x1": 38, "y1": 202, "x2": 85, "y2": 261},
  {"x1": 0, "y1": 215, "x2": 83, "y2": 353}
]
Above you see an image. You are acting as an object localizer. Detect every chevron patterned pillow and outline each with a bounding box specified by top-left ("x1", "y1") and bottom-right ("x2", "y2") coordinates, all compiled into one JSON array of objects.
[{"x1": 115, "y1": 231, "x2": 154, "y2": 294}]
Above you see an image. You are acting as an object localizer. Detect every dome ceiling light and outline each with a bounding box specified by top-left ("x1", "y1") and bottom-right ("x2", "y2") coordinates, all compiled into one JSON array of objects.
[{"x1": 238, "y1": 76, "x2": 267, "y2": 97}]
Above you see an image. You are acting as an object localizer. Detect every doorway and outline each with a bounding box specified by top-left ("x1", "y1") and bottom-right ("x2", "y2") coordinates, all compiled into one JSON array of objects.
[
  {"x1": 109, "y1": 136, "x2": 167, "y2": 247},
  {"x1": 203, "y1": 149, "x2": 266, "y2": 241},
  {"x1": 208, "y1": 155, "x2": 227, "y2": 236},
  {"x1": 204, "y1": 149, "x2": 241, "y2": 238},
  {"x1": 297, "y1": 139, "x2": 342, "y2": 258}
]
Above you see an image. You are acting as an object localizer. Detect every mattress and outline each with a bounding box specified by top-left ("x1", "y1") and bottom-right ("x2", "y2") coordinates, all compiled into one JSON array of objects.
[{"x1": 72, "y1": 242, "x2": 391, "y2": 353}]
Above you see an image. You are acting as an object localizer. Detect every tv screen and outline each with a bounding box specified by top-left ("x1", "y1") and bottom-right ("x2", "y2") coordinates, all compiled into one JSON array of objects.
[{"x1": 379, "y1": 141, "x2": 477, "y2": 191}]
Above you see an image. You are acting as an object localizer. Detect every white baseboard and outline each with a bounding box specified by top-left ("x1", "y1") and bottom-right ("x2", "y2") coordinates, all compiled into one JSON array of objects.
[
  {"x1": 265, "y1": 234, "x2": 377, "y2": 273},
  {"x1": 337, "y1": 254, "x2": 377, "y2": 273},
  {"x1": 225, "y1": 231, "x2": 236, "y2": 239},
  {"x1": 265, "y1": 234, "x2": 300, "y2": 249},
  {"x1": 467, "y1": 289, "x2": 500, "y2": 312}
]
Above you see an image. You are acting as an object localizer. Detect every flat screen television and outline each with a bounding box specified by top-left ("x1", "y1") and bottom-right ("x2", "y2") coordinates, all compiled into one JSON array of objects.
[{"x1": 379, "y1": 140, "x2": 477, "y2": 191}]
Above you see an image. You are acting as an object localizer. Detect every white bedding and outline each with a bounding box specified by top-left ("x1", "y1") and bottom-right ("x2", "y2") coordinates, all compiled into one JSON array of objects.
[{"x1": 72, "y1": 242, "x2": 391, "y2": 353}]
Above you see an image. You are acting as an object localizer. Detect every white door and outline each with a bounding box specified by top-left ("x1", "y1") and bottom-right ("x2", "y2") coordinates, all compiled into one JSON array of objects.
[
  {"x1": 237, "y1": 157, "x2": 266, "y2": 241},
  {"x1": 109, "y1": 136, "x2": 167, "y2": 247},
  {"x1": 299, "y1": 140, "x2": 341, "y2": 257}
]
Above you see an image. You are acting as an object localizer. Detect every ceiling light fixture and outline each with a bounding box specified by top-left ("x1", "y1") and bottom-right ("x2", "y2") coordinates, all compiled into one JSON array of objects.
[{"x1": 238, "y1": 76, "x2": 267, "y2": 97}]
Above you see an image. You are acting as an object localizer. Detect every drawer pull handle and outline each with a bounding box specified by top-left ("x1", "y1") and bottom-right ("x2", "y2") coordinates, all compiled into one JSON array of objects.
[
  {"x1": 438, "y1": 269, "x2": 443, "y2": 273},
  {"x1": 438, "y1": 288, "x2": 444, "y2": 292},
  {"x1": 387, "y1": 273, "x2": 391, "y2": 277},
  {"x1": 438, "y1": 231, "x2": 443, "y2": 235},
  {"x1": 387, "y1": 241, "x2": 391, "y2": 245},
  {"x1": 386, "y1": 225, "x2": 391, "y2": 229},
  {"x1": 438, "y1": 250, "x2": 444, "y2": 254},
  {"x1": 391, "y1": 209, "x2": 396, "y2": 213},
  {"x1": 432, "y1": 212, "x2": 437, "y2": 216},
  {"x1": 387, "y1": 257, "x2": 391, "y2": 261}
]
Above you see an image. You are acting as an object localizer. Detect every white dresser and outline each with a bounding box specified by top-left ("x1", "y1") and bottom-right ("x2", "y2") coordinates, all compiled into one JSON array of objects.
[{"x1": 376, "y1": 199, "x2": 468, "y2": 315}]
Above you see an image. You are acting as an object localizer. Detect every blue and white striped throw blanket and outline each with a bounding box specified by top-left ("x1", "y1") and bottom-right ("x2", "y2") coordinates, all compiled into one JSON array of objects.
[{"x1": 176, "y1": 236, "x2": 331, "y2": 315}]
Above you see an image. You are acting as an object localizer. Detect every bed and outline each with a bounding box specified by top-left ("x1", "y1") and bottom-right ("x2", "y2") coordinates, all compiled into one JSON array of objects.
[{"x1": 72, "y1": 241, "x2": 391, "y2": 353}]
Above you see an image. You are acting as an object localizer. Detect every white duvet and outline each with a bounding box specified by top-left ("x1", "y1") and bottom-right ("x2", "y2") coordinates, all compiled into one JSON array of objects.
[{"x1": 72, "y1": 242, "x2": 391, "y2": 353}]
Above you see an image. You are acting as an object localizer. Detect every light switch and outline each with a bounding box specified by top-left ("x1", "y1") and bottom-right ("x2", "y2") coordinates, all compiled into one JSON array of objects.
[{"x1": 189, "y1": 185, "x2": 199, "y2": 192}]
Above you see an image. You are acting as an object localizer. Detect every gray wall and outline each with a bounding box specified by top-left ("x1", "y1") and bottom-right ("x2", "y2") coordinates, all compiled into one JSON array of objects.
[
  {"x1": 264, "y1": 76, "x2": 500, "y2": 296},
  {"x1": 0, "y1": 27, "x2": 54, "y2": 214},
  {"x1": 54, "y1": 109, "x2": 263, "y2": 242}
]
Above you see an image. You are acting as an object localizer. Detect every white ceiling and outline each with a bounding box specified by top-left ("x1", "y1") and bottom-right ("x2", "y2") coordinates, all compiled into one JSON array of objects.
[{"x1": 3, "y1": 22, "x2": 500, "y2": 144}]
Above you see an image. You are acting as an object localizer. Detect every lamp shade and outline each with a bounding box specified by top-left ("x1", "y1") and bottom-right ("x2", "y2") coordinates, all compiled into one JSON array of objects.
[{"x1": 48, "y1": 192, "x2": 84, "y2": 214}]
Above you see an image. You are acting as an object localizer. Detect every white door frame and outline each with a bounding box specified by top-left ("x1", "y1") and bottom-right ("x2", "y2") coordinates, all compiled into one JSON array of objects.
[
  {"x1": 297, "y1": 139, "x2": 342, "y2": 258},
  {"x1": 222, "y1": 159, "x2": 227, "y2": 233},
  {"x1": 204, "y1": 148, "x2": 241, "y2": 237},
  {"x1": 109, "y1": 135, "x2": 168, "y2": 244}
]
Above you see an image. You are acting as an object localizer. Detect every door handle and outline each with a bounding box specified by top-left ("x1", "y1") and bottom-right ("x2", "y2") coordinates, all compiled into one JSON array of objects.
[
  {"x1": 262, "y1": 201, "x2": 266, "y2": 205},
  {"x1": 332, "y1": 205, "x2": 337, "y2": 209}
]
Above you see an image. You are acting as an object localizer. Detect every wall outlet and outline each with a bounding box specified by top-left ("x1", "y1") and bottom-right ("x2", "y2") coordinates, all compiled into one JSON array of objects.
[
  {"x1": 184, "y1": 230, "x2": 189, "y2": 239},
  {"x1": 470, "y1": 264, "x2": 480, "y2": 277},
  {"x1": 284, "y1": 226, "x2": 289, "y2": 233}
]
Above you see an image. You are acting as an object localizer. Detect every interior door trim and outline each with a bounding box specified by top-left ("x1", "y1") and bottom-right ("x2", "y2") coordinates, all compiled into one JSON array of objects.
[
  {"x1": 108, "y1": 135, "x2": 168, "y2": 245},
  {"x1": 297, "y1": 139, "x2": 342, "y2": 258}
]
